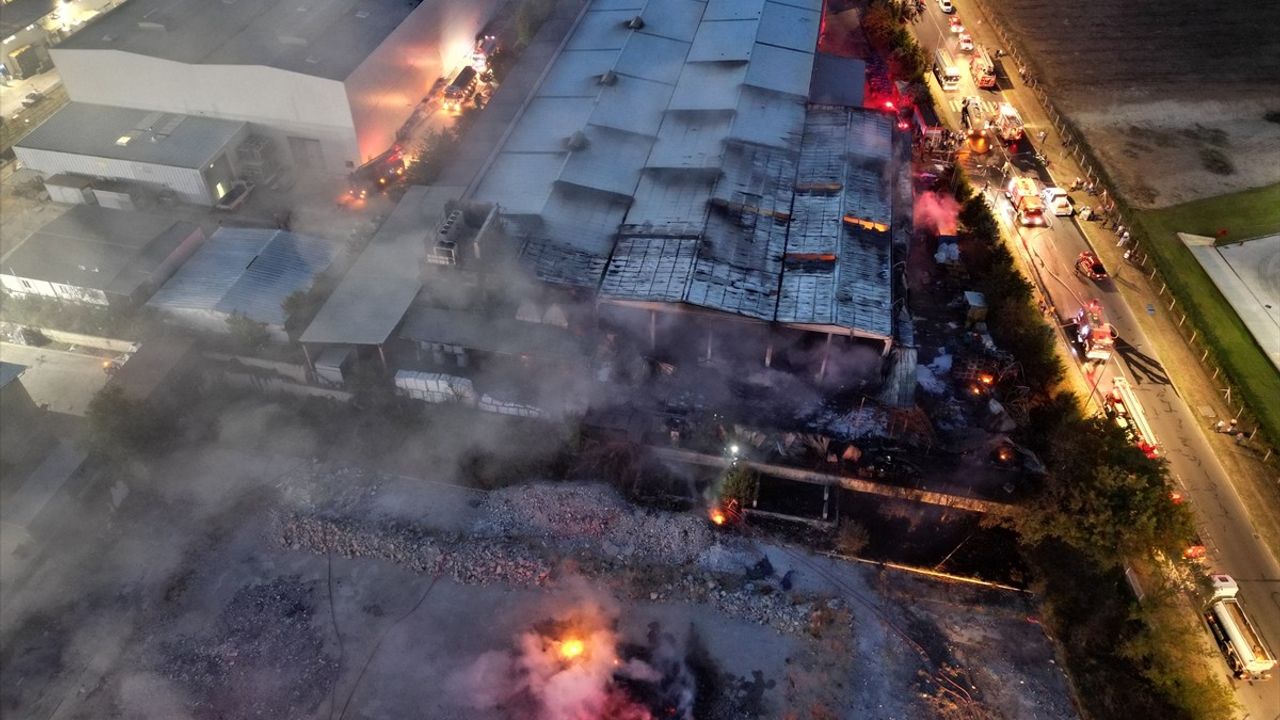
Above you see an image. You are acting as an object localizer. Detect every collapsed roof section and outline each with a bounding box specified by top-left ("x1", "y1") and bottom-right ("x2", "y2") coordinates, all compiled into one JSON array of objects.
[{"x1": 474, "y1": 0, "x2": 896, "y2": 342}]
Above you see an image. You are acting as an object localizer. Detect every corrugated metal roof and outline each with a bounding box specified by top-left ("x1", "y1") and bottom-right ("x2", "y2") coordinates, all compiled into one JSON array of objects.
[
  {"x1": 625, "y1": 174, "x2": 713, "y2": 232},
  {"x1": 705, "y1": 0, "x2": 766, "y2": 21},
  {"x1": 57, "y1": 0, "x2": 421, "y2": 81},
  {"x1": 632, "y1": 0, "x2": 707, "y2": 42},
  {"x1": 588, "y1": 76, "x2": 674, "y2": 136},
  {"x1": 558, "y1": 126, "x2": 653, "y2": 197},
  {"x1": 538, "y1": 50, "x2": 623, "y2": 97},
  {"x1": 615, "y1": 32, "x2": 690, "y2": 85},
  {"x1": 730, "y1": 87, "x2": 807, "y2": 148},
  {"x1": 647, "y1": 113, "x2": 733, "y2": 169},
  {"x1": 541, "y1": 185, "x2": 630, "y2": 257},
  {"x1": 504, "y1": 97, "x2": 597, "y2": 152},
  {"x1": 1, "y1": 205, "x2": 192, "y2": 295},
  {"x1": 834, "y1": 225, "x2": 893, "y2": 337},
  {"x1": 300, "y1": 186, "x2": 458, "y2": 345},
  {"x1": 687, "y1": 20, "x2": 757, "y2": 62},
  {"x1": 591, "y1": 0, "x2": 645, "y2": 9},
  {"x1": 148, "y1": 227, "x2": 336, "y2": 327},
  {"x1": 600, "y1": 236, "x2": 698, "y2": 301},
  {"x1": 757, "y1": 1, "x2": 821, "y2": 52},
  {"x1": 0, "y1": 361, "x2": 25, "y2": 390},
  {"x1": 744, "y1": 43, "x2": 814, "y2": 96},
  {"x1": 566, "y1": 10, "x2": 636, "y2": 50},
  {"x1": 474, "y1": 153, "x2": 564, "y2": 214},
  {"x1": 669, "y1": 62, "x2": 747, "y2": 110},
  {"x1": 17, "y1": 103, "x2": 244, "y2": 169}
]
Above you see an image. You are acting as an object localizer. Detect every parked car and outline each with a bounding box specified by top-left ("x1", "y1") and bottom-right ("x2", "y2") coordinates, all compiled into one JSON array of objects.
[
  {"x1": 1041, "y1": 187, "x2": 1074, "y2": 216},
  {"x1": 937, "y1": 0, "x2": 955, "y2": 13},
  {"x1": 21, "y1": 91, "x2": 45, "y2": 108},
  {"x1": 958, "y1": 33, "x2": 975, "y2": 52},
  {"x1": 948, "y1": 16, "x2": 965, "y2": 33}
]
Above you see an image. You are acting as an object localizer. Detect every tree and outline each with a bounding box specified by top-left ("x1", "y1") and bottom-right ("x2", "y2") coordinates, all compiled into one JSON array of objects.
[
  {"x1": 86, "y1": 385, "x2": 172, "y2": 459},
  {"x1": 719, "y1": 463, "x2": 758, "y2": 504},
  {"x1": 226, "y1": 312, "x2": 270, "y2": 351}
]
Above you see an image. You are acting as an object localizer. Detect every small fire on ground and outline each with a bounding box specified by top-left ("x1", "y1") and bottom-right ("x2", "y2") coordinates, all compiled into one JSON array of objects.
[{"x1": 451, "y1": 595, "x2": 696, "y2": 720}]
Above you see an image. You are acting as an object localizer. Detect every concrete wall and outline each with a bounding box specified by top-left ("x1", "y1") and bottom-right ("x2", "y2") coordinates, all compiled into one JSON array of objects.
[
  {"x1": 0, "y1": 274, "x2": 110, "y2": 305},
  {"x1": 344, "y1": 0, "x2": 501, "y2": 165},
  {"x1": 49, "y1": 49, "x2": 359, "y2": 174}
]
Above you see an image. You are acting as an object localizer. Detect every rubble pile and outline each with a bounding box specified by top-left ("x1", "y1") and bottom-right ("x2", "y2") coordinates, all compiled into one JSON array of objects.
[
  {"x1": 277, "y1": 513, "x2": 554, "y2": 587},
  {"x1": 159, "y1": 577, "x2": 336, "y2": 720},
  {"x1": 276, "y1": 491, "x2": 845, "y2": 638},
  {"x1": 476, "y1": 483, "x2": 715, "y2": 565}
]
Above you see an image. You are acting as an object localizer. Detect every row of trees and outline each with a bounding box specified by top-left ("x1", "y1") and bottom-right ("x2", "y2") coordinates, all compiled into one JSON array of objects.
[{"x1": 952, "y1": 179, "x2": 1235, "y2": 718}]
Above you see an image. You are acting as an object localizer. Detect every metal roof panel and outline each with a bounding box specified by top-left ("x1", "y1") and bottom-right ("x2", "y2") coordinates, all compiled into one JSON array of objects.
[
  {"x1": 744, "y1": 42, "x2": 814, "y2": 96},
  {"x1": 687, "y1": 20, "x2": 757, "y2": 62},
  {"x1": 757, "y1": 1, "x2": 820, "y2": 52}
]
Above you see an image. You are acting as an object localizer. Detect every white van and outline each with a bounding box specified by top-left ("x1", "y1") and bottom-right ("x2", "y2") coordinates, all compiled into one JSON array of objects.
[
  {"x1": 933, "y1": 48, "x2": 961, "y2": 91},
  {"x1": 938, "y1": 0, "x2": 955, "y2": 13}
]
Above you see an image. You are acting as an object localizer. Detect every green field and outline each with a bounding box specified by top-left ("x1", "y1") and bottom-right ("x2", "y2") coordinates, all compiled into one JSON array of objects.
[{"x1": 1133, "y1": 183, "x2": 1280, "y2": 446}]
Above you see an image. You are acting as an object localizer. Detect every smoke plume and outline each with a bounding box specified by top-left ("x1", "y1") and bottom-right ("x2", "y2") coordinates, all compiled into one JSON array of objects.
[
  {"x1": 913, "y1": 191, "x2": 960, "y2": 235},
  {"x1": 449, "y1": 589, "x2": 695, "y2": 720}
]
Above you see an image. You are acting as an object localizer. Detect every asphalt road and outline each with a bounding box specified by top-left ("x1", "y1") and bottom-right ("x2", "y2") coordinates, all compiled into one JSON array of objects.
[
  {"x1": 912, "y1": 4, "x2": 1280, "y2": 715},
  {"x1": 0, "y1": 342, "x2": 111, "y2": 416}
]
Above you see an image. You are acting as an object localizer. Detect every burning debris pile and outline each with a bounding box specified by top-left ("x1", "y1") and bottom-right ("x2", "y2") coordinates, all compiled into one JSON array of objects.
[
  {"x1": 450, "y1": 594, "x2": 696, "y2": 720},
  {"x1": 158, "y1": 577, "x2": 337, "y2": 720}
]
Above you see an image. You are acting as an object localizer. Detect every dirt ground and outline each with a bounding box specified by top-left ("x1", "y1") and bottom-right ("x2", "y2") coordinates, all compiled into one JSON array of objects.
[
  {"x1": 990, "y1": 0, "x2": 1280, "y2": 208},
  {"x1": 0, "y1": 399, "x2": 1078, "y2": 720}
]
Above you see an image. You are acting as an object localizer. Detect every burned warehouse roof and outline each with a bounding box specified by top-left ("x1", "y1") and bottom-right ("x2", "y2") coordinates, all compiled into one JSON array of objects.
[{"x1": 473, "y1": 0, "x2": 900, "y2": 342}]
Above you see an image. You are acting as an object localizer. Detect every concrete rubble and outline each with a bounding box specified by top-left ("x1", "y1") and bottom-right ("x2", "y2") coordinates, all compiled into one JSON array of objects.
[{"x1": 276, "y1": 482, "x2": 844, "y2": 638}]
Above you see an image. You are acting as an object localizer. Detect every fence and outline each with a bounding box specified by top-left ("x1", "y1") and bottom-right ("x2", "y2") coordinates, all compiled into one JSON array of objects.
[{"x1": 968, "y1": 0, "x2": 1275, "y2": 466}]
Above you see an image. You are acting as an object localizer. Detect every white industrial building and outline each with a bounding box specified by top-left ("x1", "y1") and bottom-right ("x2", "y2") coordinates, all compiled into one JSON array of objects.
[
  {"x1": 15, "y1": 102, "x2": 248, "y2": 205},
  {"x1": 51, "y1": 0, "x2": 501, "y2": 175}
]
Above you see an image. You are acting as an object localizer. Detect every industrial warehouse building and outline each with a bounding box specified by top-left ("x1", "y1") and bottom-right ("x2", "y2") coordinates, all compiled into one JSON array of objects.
[
  {"x1": 298, "y1": 0, "x2": 906, "y2": 386},
  {"x1": 469, "y1": 0, "x2": 906, "y2": 376},
  {"x1": 14, "y1": 102, "x2": 248, "y2": 205},
  {"x1": 0, "y1": 205, "x2": 204, "y2": 306},
  {"x1": 148, "y1": 226, "x2": 337, "y2": 339},
  {"x1": 50, "y1": 0, "x2": 502, "y2": 174}
]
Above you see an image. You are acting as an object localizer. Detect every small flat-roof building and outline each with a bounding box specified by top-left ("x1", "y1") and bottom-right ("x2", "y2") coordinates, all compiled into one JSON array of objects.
[
  {"x1": 15, "y1": 102, "x2": 248, "y2": 205},
  {"x1": 52, "y1": 0, "x2": 502, "y2": 174},
  {"x1": 148, "y1": 226, "x2": 337, "y2": 338},
  {"x1": 0, "y1": 205, "x2": 205, "y2": 306}
]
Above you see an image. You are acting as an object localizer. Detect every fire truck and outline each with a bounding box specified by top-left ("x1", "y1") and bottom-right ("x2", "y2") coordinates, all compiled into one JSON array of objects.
[
  {"x1": 1073, "y1": 299, "x2": 1116, "y2": 364},
  {"x1": 971, "y1": 48, "x2": 998, "y2": 89},
  {"x1": 443, "y1": 66, "x2": 479, "y2": 113},
  {"x1": 990, "y1": 102, "x2": 1025, "y2": 143},
  {"x1": 1105, "y1": 377, "x2": 1160, "y2": 458},
  {"x1": 1005, "y1": 177, "x2": 1046, "y2": 226},
  {"x1": 1205, "y1": 575, "x2": 1277, "y2": 680},
  {"x1": 345, "y1": 144, "x2": 406, "y2": 201},
  {"x1": 472, "y1": 35, "x2": 499, "y2": 73}
]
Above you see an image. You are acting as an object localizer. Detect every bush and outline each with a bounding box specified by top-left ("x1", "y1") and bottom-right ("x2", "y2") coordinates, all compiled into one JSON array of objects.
[
  {"x1": 87, "y1": 385, "x2": 173, "y2": 459},
  {"x1": 719, "y1": 463, "x2": 758, "y2": 504},
  {"x1": 226, "y1": 312, "x2": 270, "y2": 351},
  {"x1": 836, "y1": 521, "x2": 870, "y2": 556}
]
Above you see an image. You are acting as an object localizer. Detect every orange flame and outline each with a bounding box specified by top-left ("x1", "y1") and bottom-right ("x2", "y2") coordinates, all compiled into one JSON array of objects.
[
  {"x1": 558, "y1": 636, "x2": 586, "y2": 661},
  {"x1": 980, "y1": 373, "x2": 994, "y2": 385},
  {"x1": 709, "y1": 509, "x2": 727, "y2": 526}
]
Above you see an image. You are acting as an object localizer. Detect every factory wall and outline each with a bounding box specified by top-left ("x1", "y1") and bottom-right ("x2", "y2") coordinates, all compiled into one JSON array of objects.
[
  {"x1": 344, "y1": 0, "x2": 501, "y2": 164},
  {"x1": 13, "y1": 146, "x2": 214, "y2": 204},
  {"x1": 50, "y1": 49, "x2": 359, "y2": 174}
]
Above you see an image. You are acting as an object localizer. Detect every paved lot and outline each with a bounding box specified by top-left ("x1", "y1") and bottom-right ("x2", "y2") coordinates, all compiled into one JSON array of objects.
[
  {"x1": 1184, "y1": 233, "x2": 1280, "y2": 371},
  {"x1": 0, "y1": 342, "x2": 111, "y2": 416}
]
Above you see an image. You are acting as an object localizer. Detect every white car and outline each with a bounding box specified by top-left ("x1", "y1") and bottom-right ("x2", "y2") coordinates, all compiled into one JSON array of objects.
[
  {"x1": 948, "y1": 17, "x2": 965, "y2": 33},
  {"x1": 1041, "y1": 187, "x2": 1074, "y2": 216},
  {"x1": 958, "y1": 33, "x2": 974, "y2": 52},
  {"x1": 938, "y1": 0, "x2": 955, "y2": 13}
]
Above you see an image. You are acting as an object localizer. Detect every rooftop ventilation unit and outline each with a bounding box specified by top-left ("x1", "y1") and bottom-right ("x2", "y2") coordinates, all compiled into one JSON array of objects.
[
  {"x1": 598, "y1": 70, "x2": 617, "y2": 86},
  {"x1": 626, "y1": 16, "x2": 645, "y2": 29},
  {"x1": 563, "y1": 131, "x2": 588, "y2": 151}
]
